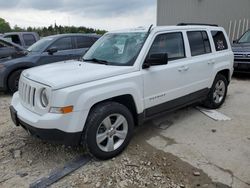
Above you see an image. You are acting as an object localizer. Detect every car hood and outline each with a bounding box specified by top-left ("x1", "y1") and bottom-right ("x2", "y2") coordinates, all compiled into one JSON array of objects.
[
  {"x1": 22, "y1": 60, "x2": 135, "y2": 90},
  {"x1": 232, "y1": 43, "x2": 250, "y2": 52}
]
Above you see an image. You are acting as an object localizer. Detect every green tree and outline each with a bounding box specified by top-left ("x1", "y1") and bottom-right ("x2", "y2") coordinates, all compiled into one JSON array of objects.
[
  {"x1": 0, "y1": 17, "x2": 11, "y2": 33},
  {"x1": 13, "y1": 25, "x2": 23, "y2": 32}
]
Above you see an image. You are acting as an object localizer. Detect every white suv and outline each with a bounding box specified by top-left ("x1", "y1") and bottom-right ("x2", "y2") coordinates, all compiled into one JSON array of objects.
[{"x1": 10, "y1": 25, "x2": 234, "y2": 159}]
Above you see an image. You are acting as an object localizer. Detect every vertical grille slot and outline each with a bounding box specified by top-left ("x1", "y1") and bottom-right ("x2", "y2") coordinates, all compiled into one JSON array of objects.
[
  {"x1": 32, "y1": 88, "x2": 36, "y2": 106},
  {"x1": 24, "y1": 83, "x2": 28, "y2": 103},
  {"x1": 27, "y1": 86, "x2": 31, "y2": 105}
]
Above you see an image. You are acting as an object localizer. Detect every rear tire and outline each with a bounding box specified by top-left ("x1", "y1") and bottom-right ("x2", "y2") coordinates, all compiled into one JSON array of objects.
[
  {"x1": 83, "y1": 102, "x2": 134, "y2": 160},
  {"x1": 7, "y1": 70, "x2": 23, "y2": 94},
  {"x1": 203, "y1": 74, "x2": 228, "y2": 109}
]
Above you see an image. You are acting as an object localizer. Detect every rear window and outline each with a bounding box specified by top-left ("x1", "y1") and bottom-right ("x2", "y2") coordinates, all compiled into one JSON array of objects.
[
  {"x1": 211, "y1": 31, "x2": 228, "y2": 51},
  {"x1": 23, "y1": 34, "x2": 36, "y2": 46},
  {"x1": 187, "y1": 31, "x2": 211, "y2": 56},
  {"x1": 76, "y1": 36, "x2": 95, "y2": 48}
]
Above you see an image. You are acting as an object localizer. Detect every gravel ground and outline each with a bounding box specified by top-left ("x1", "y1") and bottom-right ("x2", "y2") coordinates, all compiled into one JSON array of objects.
[{"x1": 0, "y1": 76, "x2": 248, "y2": 188}]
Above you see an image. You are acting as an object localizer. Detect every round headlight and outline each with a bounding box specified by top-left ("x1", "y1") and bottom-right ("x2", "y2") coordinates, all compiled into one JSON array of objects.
[{"x1": 40, "y1": 88, "x2": 49, "y2": 108}]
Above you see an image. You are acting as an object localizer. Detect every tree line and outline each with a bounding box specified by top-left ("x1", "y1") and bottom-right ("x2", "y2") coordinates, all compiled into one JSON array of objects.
[{"x1": 0, "y1": 17, "x2": 106, "y2": 37}]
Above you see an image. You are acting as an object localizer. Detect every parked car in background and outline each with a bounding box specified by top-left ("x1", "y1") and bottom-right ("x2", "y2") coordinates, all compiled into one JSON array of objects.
[
  {"x1": 0, "y1": 33, "x2": 100, "y2": 93},
  {"x1": 0, "y1": 37, "x2": 27, "y2": 61},
  {"x1": 3, "y1": 32, "x2": 40, "y2": 49},
  {"x1": 232, "y1": 30, "x2": 250, "y2": 73}
]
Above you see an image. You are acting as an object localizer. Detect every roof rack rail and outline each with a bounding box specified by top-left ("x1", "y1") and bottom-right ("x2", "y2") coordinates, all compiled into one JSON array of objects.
[{"x1": 177, "y1": 23, "x2": 218, "y2": 27}]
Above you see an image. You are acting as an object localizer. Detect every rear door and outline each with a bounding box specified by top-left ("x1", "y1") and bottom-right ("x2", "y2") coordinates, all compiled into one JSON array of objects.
[
  {"x1": 73, "y1": 36, "x2": 97, "y2": 59},
  {"x1": 184, "y1": 30, "x2": 214, "y2": 90}
]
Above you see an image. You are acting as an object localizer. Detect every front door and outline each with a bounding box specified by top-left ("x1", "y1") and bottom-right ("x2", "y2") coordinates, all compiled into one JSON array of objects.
[
  {"x1": 37, "y1": 37, "x2": 74, "y2": 65},
  {"x1": 142, "y1": 31, "x2": 191, "y2": 117}
]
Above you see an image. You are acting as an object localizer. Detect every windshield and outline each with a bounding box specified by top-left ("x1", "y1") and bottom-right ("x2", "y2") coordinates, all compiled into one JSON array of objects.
[
  {"x1": 83, "y1": 32, "x2": 147, "y2": 66},
  {"x1": 238, "y1": 30, "x2": 250, "y2": 43},
  {"x1": 27, "y1": 37, "x2": 54, "y2": 52}
]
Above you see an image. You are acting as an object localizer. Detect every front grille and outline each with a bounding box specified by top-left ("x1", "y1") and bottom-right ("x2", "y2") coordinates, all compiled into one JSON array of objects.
[
  {"x1": 234, "y1": 53, "x2": 250, "y2": 59},
  {"x1": 234, "y1": 58, "x2": 250, "y2": 62},
  {"x1": 19, "y1": 78, "x2": 37, "y2": 107}
]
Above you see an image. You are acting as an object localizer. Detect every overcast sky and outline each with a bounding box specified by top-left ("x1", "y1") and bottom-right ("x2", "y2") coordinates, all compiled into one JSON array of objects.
[{"x1": 0, "y1": 0, "x2": 156, "y2": 31}]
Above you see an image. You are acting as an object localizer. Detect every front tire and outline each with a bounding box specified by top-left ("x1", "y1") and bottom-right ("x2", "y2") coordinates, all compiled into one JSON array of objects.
[
  {"x1": 203, "y1": 74, "x2": 228, "y2": 109},
  {"x1": 83, "y1": 102, "x2": 134, "y2": 160}
]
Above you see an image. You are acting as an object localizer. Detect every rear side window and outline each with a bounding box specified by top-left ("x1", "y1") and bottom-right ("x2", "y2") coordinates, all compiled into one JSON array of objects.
[
  {"x1": 76, "y1": 36, "x2": 95, "y2": 48},
  {"x1": 23, "y1": 34, "x2": 36, "y2": 46},
  {"x1": 187, "y1": 31, "x2": 211, "y2": 56},
  {"x1": 211, "y1": 31, "x2": 228, "y2": 51},
  {"x1": 148, "y1": 32, "x2": 185, "y2": 61},
  {"x1": 51, "y1": 37, "x2": 73, "y2": 51}
]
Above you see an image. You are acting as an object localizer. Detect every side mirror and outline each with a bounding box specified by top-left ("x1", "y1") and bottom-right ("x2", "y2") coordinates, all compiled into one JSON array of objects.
[
  {"x1": 47, "y1": 47, "x2": 58, "y2": 55},
  {"x1": 143, "y1": 53, "x2": 168, "y2": 69}
]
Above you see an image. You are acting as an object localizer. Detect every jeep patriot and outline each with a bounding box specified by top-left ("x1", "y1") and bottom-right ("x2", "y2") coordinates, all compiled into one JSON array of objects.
[{"x1": 10, "y1": 25, "x2": 234, "y2": 159}]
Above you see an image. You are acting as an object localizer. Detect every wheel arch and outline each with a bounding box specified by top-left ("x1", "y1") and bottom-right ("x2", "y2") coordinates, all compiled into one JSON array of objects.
[
  {"x1": 216, "y1": 69, "x2": 231, "y2": 84},
  {"x1": 87, "y1": 94, "x2": 141, "y2": 126}
]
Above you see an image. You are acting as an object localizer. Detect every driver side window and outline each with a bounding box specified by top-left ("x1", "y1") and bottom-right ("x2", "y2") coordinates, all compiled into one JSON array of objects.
[
  {"x1": 148, "y1": 32, "x2": 186, "y2": 62},
  {"x1": 50, "y1": 37, "x2": 73, "y2": 51}
]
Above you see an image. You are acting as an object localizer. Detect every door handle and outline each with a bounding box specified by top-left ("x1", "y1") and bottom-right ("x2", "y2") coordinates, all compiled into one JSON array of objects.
[
  {"x1": 208, "y1": 60, "x2": 216, "y2": 65},
  {"x1": 178, "y1": 66, "x2": 189, "y2": 72}
]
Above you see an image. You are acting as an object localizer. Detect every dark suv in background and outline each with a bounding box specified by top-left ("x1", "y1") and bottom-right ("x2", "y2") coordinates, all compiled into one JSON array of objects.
[
  {"x1": 232, "y1": 30, "x2": 250, "y2": 73},
  {"x1": 0, "y1": 33, "x2": 100, "y2": 93}
]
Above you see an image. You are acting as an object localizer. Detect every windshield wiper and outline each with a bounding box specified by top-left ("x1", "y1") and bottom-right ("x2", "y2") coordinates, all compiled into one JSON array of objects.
[{"x1": 83, "y1": 58, "x2": 110, "y2": 65}]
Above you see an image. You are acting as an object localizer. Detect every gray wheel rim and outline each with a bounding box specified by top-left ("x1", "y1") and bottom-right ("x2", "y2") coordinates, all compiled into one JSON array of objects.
[
  {"x1": 96, "y1": 114, "x2": 128, "y2": 152},
  {"x1": 213, "y1": 80, "x2": 226, "y2": 104}
]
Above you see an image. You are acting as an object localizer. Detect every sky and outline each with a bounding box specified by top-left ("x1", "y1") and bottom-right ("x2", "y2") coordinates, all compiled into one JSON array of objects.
[{"x1": 0, "y1": 0, "x2": 156, "y2": 31}]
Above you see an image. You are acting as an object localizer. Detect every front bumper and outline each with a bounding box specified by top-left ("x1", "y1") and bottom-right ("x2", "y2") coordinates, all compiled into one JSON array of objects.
[
  {"x1": 10, "y1": 106, "x2": 82, "y2": 146},
  {"x1": 10, "y1": 93, "x2": 88, "y2": 145},
  {"x1": 10, "y1": 105, "x2": 82, "y2": 145}
]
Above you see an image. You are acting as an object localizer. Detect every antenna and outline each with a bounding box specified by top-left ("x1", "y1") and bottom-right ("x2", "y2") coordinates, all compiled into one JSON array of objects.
[{"x1": 147, "y1": 24, "x2": 153, "y2": 35}]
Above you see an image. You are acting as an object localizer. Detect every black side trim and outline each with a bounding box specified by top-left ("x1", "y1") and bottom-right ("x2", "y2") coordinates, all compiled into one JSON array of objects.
[
  {"x1": 145, "y1": 88, "x2": 209, "y2": 118},
  {"x1": 18, "y1": 119, "x2": 82, "y2": 146}
]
